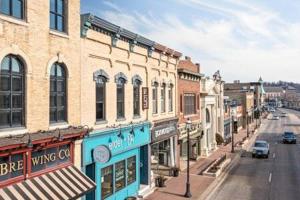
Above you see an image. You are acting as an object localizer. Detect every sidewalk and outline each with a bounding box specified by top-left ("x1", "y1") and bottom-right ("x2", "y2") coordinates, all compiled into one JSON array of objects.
[{"x1": 144, "y1": 124, "x2": 257, "y2": 200}]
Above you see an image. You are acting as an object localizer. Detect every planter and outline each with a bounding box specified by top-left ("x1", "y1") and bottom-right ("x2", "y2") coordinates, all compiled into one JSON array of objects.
[
  {"x1": 155, "y1": 176, "x2": 166, "y2": 187},
  {"x1": 203, "y1": 155, "x2": 231, "y2": 177},
  {"x1": 172, "y1": 168, "x2": 179, "y2": 177}
]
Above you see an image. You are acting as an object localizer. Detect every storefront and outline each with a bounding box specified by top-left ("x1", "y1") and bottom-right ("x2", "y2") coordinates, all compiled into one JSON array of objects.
[
  {"x1": 82, "y1": 122, "x2": 151, "y2": 200},
  {"x1": 0, "y1": 127, "x2": 95, "y2": 199},
  {"x1": 150, "y1": 118, "x2": 178, "y2": 174},
  {"x1": 224, "y1": 119, "x2": 231, "y2": 142},
  {"x1": 178, "y1": 122, "x2": 202, "y2": 161}
]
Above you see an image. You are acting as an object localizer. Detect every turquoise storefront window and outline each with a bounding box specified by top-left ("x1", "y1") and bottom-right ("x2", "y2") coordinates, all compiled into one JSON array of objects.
[
  {"x1": 101, "y1": 165, "x2": 113, "y2": 199},
  {"x1": 127, "y1": 156, "x2": 136, "y2": 185}
]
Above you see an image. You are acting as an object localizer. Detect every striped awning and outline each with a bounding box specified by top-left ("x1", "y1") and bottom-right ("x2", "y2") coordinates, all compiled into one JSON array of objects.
[{"x1": 0, "y1": 165, "x2": 96, "y2": 200}]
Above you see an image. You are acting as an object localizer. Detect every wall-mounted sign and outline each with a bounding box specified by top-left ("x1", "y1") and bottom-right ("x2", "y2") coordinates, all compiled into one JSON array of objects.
[
  {"x1": 151, "y1": 121, "x2": 177, "y2": 143},
  {"x1": 0, "y1": 143, "x2": 72, "y2": 185},
  {"x1": 142, "y1": 87, "x2": 149, "y2": 110},
  {"x1": 93, "y1": 145, "x2": 111, "y2": 163}
]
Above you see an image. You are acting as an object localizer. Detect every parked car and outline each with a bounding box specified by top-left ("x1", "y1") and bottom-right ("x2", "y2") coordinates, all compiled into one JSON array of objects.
[
  {"x1": 280, "y1": 112, "x2": 287, "y2": 117},
  {"x1": 272, "y1": 115, "x2": 280, "y2": 120},
  {"x1": 282, "y1": 132, "x2": 297, "y2": 144},
  {"x1": 252, "y1": 140, "x2": 270, "y2": 158}
]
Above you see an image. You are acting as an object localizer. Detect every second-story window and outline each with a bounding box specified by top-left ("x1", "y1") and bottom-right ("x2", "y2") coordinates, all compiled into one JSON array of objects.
[
  {"x1": 0, "y1": 55, "x2": 25, "y2": 128},
  {"x1": 0, "y1": 0, "x2": 24, "y2": 19},
  {"x1": 116, "y1": 78, "x2": 126, "y2": 119},
  {"x1": 152, "y1": 82, "x2": 158, "y2": 114},
  {"x1": 161, "y1": 83, "x2": 166, "y2": 113},
  {"x1": 168, "y1": 84, "x2": 173, "y2": 112},
  {"x1": 184, "y1": 93, "x2": 196, "y2": 116},
  {"x1": 50, "y1": 63, "x2": 67, "y2": 123},
  {"x1": 133, "y1": 78, "x2": 141, "y2": 117},
  {"x1": 50, "y1": 0, "x2": 66, "y2": 32},
  {"x1": 96, "y1": 76, "x2": 106, "y2": 121}
]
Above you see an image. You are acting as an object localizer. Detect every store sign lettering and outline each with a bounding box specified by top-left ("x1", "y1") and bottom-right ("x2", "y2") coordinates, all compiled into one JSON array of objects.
[
  {"x1": 108, "y1": 134, "x2": 135, "y2": 152},
  {"x1": 0, "y1": 144, "x2": 71, "y2": 182},
  {"x1": 154, "y1": 126, "x2": 176, "y2": 138},
  {"x1": 0, "y1": 160, "x2": 24, "y2": 176},
  {"x1": 31, "y1": 149, "x2": 70, "y2": 166}
]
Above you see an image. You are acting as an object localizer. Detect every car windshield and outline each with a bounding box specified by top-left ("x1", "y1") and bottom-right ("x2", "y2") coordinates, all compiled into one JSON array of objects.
[
  {"x1": 284, "y1": 132, "x2": 294, "y2": 137},
  {"x1": 255, "y1": 142, "x2": 267, "y2": 148}
]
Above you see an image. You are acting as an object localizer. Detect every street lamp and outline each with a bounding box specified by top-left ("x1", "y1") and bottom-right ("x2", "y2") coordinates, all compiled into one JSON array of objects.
[
  {"x1": 230, "y1": 104, "x2": 237, "y2": 153},
  {"x1": 184, "y1": 118, "x2": 192, "y2": 198},
  {"x1": 246, "y1": 111, "x2": 249, "y2": 138}
]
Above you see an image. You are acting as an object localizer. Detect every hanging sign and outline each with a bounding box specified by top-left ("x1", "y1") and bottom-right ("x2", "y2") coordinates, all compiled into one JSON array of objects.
[{"x1": 93, "y1": 145, "x2": 111, "y2": 163}]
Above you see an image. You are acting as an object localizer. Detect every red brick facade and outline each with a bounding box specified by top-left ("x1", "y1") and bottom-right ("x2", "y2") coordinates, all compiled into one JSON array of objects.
[{"x1": 177, "y1": 57, "x2": 202, "y2": 124}]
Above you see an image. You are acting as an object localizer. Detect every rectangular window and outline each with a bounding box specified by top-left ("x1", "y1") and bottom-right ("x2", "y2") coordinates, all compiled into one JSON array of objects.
[
  {"x1": 184, "y1": 94, "x2": 196, "y2": 115},
  {"x1": 168, "y1": 86, "x2": 173, "y2": 112},
  {"x1": 115, "y1": 160, "x2": 126, "y2": 192},
  {"x1": 96, "y1": 82, "x2": 105, "y2": 121},
  {"x1": 152, "y1": 86, "x2": 158, "y2": 114},
  {"x1": 101, "y1": 165, "x2": 113, "y2": 199},
  {"x1": 133, "y1": 85, "x2": 140, "y2": 116},
  {"x1": 0, "y1": 0, "x2": 24, "y2": 20},
  {"x1": 161, "y1": 85, "x2": 166, "y2": 113},
  {"x1": 127, "y1": 156, "x2": 136, "y2": 185},
  {"x1": 117, "y1": 84, "x2": 125, "y2": 119},
  {"x1": 50, "y1": 0, "x2": 66, "y2": 32}
]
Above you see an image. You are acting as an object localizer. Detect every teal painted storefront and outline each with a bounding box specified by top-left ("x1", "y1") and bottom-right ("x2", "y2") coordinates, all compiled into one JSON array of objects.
[{"x1": 83, "y1": 122, "x2": 151, "y2": 200}]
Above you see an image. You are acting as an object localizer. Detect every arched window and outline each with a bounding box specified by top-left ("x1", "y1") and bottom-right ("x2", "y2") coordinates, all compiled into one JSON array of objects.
[
  {"x1": 168, "y1": 83, "x2": 174, "y2": 112},
  {"x1": 116, "y1": 77, "x2": 126, "y2": 119},
  {"x1": 152, "y1": 81, "x2": 158, "y2": 114},
  {"x1": 0, "y1": 55, "x2": 25, "y2": 128},
  {"x1": 206, "y1": 108, "x2": 210, "y2": 123},
  {"x1": 50, "y1": 63, "x2": 66, "y2": 123},
  {"x1": 95, "y1": 75, "x2": 108, "y2": 121},
  {"x1": 132, "y1": 75, "x2": 142, "y2": 117},
  {"x1": 161, "y1": 83, "x2": 166, "y2": 113}
]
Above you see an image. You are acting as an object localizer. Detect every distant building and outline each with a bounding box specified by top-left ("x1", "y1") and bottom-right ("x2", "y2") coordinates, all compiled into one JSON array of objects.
[{"x1": 200, "y1": 71, "x2": 224, "y2": 156}]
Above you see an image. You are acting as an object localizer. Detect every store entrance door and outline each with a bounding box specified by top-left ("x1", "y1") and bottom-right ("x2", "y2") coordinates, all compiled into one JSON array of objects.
[{"x1": 140, "y1": 145, "x2": 149, "y2": 185}]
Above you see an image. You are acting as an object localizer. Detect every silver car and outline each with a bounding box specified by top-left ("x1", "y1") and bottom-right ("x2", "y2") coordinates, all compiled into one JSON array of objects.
[{"x1": 252, "y1": 140, "x2": 270, "y2": 158}]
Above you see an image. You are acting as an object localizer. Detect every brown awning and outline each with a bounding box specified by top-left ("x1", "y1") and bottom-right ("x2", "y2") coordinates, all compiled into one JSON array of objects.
[{"x1": 0, "y1": 165, "x2": 96, "y2": 200}]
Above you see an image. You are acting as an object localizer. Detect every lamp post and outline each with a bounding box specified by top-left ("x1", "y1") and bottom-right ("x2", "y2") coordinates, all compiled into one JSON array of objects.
[
  {"x1": 230, "y1": 105, "x2": 237, "y2": 153},
  {"x1": 184, "y1": 118, "x2": 192, "y2": 198},
  {"x1": 246, "y1": 111, "x2": 249, "y2": 138}
]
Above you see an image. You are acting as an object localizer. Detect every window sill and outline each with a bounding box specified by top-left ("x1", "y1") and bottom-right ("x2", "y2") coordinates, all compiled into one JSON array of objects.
[
  {"x1": 184, "y1": 114, "x2": 198, "y2": 118},
  {"x1": 0, "y1": 14, "x2": 28, "y2": 27},
  {"x1": 49, "y1": 30, "x2": 69, "y2": 39},
  {"x1": 133, "y1": 115, "x2": 141, "y2": 119},
  {"x1": 116, "y1": 118, "x2": 126, "y2": 122},
  {"x1": 0, "y1": 127, "x2": 28, "y2": 137},
  {"x1": 49, "y1": 122, "x2": 69, "y2": 130},
  {"x1": 95, "y1": 120, "x2": 108, "y2": 125}
]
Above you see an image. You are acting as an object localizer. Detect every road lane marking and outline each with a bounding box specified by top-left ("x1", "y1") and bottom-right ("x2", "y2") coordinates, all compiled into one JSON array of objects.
[{"x1": 269, "y1": 173, "x2": 272, "y2": 183}]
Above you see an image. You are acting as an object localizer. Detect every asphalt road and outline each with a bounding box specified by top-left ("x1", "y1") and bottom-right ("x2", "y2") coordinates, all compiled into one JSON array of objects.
[{"x1": 207, "y1": 109, "x2": 300, "y2": 200}]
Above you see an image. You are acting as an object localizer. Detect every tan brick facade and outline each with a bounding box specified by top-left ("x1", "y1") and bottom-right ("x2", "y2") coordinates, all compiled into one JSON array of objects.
[{"x1": 0, "y1": 1, "x2": 81, "y2": 135}]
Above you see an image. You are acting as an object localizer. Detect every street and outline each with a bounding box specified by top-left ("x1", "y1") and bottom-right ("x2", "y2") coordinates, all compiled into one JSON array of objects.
[{"x1": 207, "y1": 109, "x2": 300, "y2": 200}]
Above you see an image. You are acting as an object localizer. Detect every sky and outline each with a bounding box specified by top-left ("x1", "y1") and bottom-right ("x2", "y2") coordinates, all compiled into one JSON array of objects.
[{"x1": 81, "y1": 0, "x2": 300, "y2": 83}]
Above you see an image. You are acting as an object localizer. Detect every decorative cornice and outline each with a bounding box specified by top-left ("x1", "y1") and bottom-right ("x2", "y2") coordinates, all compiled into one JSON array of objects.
[
  {"x1": 93, "y1": 69, "x2": 109, "y2": 82},
  {"x1": 115, "y1": 72, "x2": 128, "y2": 83},
  {"x1": 132, "y1": 74, "x2": 143, "y2": 85}
]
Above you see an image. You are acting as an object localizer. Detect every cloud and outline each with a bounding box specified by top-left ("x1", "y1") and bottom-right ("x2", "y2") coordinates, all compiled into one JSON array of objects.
[{"x1": 98, "y1": 0, "x2": 300, "y2": 83}]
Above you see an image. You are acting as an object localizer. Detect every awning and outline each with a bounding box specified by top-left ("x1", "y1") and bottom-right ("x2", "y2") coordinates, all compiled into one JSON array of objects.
[{"x1": 0, "y1": 165, "x2": 96, "y2": 200}]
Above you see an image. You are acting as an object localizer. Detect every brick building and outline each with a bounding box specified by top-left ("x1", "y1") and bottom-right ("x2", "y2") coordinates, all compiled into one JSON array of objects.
[
  {"x1": 0, "y1": 0, "x2": 95, "y2": 199},
  {"x1": 80, "y1": 14, "x2": 181, "y2": 199},
  {"x1": 177, "y1": 57, "x2": 203, "y2": 168}
]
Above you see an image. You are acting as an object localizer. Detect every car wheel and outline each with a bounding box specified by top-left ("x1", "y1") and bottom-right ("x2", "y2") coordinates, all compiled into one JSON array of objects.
[
  {"x1": 252, "y1": 154, "x2": 255, "y2": 158},
  {"x1": 266, "y1": 155, "x2": 269, "y2": 159}
]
